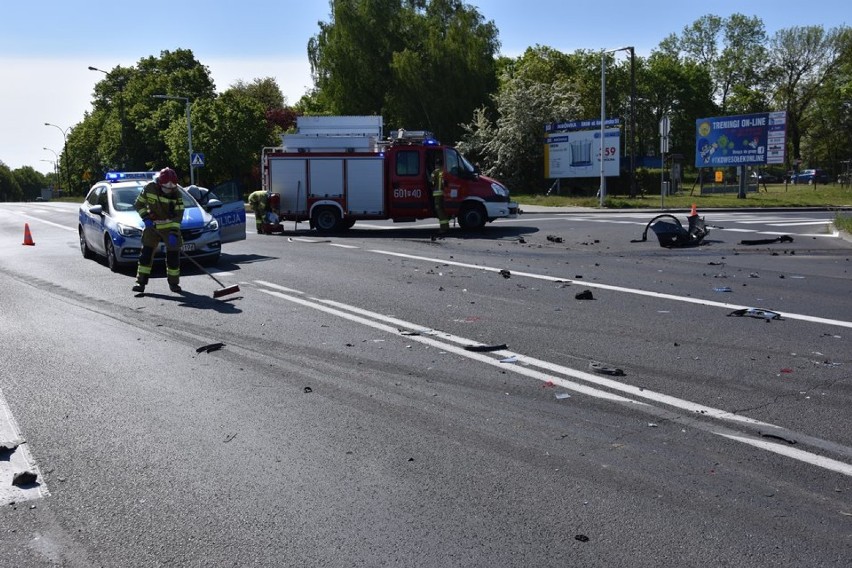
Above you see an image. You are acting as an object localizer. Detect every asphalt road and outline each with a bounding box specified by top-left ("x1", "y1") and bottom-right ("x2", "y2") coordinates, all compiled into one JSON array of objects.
[{"x1": 1, "y1": 202, "x2": 850, "y2": 567}]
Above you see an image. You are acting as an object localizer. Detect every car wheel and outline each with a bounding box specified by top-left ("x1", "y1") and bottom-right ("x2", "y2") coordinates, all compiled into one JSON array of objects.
[
  {"x1": 312, "y1": 206, "x2": 341, "y2": 233},
  {"x1": 79, "y1": 227, "x2": 93, "y2": 260},
  {"x1": 458, "y1": 203, "x2": 487, "y2": 231},
  {"x1": 105, "y1": 235, "x2": 121, "y2": 273}
]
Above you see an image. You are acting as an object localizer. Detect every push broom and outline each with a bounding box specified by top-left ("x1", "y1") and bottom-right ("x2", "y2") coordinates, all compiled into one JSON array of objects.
[{"x1": 179, "y1": 250, "x2": 241, "y2": 298}]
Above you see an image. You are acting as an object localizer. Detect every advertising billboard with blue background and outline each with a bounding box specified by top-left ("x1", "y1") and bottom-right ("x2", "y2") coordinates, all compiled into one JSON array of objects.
[{"x1": 695, "y1": 112, "x2": 786, "y2": 168}]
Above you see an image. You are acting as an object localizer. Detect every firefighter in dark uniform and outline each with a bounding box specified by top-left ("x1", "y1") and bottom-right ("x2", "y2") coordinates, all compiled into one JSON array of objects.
[
  {"x1": 430, "y1": 155, "x2": 450, "y2": 234},
  {"x1": 132, "y1": 167, "x2": 184, "y2": 294}
]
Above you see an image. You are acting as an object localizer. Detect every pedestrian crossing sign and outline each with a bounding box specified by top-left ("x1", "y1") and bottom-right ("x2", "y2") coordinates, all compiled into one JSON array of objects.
[{"x1": 191, "y1": 153, "x2": 205, "y2": 167}]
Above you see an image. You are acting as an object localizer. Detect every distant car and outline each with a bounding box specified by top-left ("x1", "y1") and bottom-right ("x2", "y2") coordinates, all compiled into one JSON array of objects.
[
  {"x1": 790, "y1": 168, "x2": 829, "y2": 184},
  {"x1": 35, "y1": 196, "x2": 46, "y2": 202},
  {"x1": 750, "y1": 171, "x2": 779, "y2": 184},
  {"x1": 78, "y1": 172, "x2": 246, "y2": 272}
]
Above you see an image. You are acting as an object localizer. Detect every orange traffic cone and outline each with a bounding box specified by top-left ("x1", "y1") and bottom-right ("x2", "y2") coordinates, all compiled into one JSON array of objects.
[
  {"x1": 690, "y1": 203, "x2": 697, "y2": 216},
  {"x1": 22, "y1": 223, "x2": 35, "y2": 246}
]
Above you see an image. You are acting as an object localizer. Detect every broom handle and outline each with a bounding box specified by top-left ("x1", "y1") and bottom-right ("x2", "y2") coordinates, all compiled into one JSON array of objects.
[{"x1": 179, "y1": 248, "x2": 227, "y2": 288}]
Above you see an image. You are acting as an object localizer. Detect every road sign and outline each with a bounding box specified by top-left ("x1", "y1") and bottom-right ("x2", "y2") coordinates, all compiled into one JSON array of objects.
[
  {"x1": 659, "y1": 115, "x2": 670, "y2": 154},
  {"x1": 191, "y1": 153, "x2": 205, "y2": 167}
]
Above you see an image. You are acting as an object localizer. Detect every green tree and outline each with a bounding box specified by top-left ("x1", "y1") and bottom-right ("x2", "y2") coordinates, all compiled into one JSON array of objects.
[
  {"x1": 664, "y1": 14, "x2": 768, "y2": 114},
  {"x1": 767, "y1": 25, "x2": 851, "y2": 165},
  {"x1": 308, "y1": 0, "x2": 499, "y2": 143},
  {"x1": 458, "y1": 61, "x2": 581, "y2": 192},
  {"x1": 169, "y1": 90, "x2": 274, "y2": 189},
  {"x1": 0, "y1": 162, "x2": 22, "y2": 201},
  {"x1": 13, "y1": 166, "x2": 45, "y2": 201}
]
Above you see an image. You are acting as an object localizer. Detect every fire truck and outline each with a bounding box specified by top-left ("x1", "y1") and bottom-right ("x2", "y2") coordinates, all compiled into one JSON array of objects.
[{"x1": 261, "y1": 116, "x2": 517, "y2": 232}]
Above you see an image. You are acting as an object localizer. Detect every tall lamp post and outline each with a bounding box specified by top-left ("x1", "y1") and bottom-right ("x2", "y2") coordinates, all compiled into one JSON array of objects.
[
  {"x1": 600, "y1": 46, "x2": 634, "y2": 208},
  {"x1": 88, "y1": 65, "x2": 127, "y2": 168},
  {"x1": 152, "y1": 95, "x2": 194, "y2": 185},
  {"x1": 44, "y1": 123, "x2": 71, "y2": 193},
  {"x1": 43, "y1": 147, "x2": 61, "y2": 191},
  {"x1": 40, "y1": 159, "x2": 57, "y2": 190}
]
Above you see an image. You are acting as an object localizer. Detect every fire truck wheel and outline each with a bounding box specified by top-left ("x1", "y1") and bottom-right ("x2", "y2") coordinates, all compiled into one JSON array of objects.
[
  {"x1": 312, "y1": 206, "x2": 342, "y2": 233},
  {"x1": 458, "y1": 203, "x2": 487, "y2": 231}
]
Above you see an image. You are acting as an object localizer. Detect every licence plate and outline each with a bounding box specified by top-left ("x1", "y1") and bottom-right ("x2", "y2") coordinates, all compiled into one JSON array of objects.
[{"x1": 159, "y1": 243, "x2": 196, "y2": 252}]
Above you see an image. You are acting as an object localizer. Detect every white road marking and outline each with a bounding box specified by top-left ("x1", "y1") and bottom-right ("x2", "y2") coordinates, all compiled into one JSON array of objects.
[
  {"x1": 254, "y1": 281, "x2": 852, "y2": 477},
  {"x1": 0, "y1": 388, "x2": 49, "y2": 505},
  {"x1": 367, "y1": 249, "x2": 852, "y2": 329}
]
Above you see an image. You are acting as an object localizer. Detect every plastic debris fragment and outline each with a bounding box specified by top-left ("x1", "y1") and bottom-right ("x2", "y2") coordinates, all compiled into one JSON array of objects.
[
  {"x1": 740, "y1": 235, "x2": 793, "y2": 245},
  {"x1": 499, "y1": 269, "x2": 511, "y2": 278},
  {"x1": 575, "y1": 290, "x2": 594, "y2": 300},
  {"x1": 589, "y1": 362, "x2": 625, "y2": 376},
  {"x1": 714, "y1": 286, "x2": 732, "y2": 292},
  {"x1": 727, "y1": 308, "x2": 782, "y2": 321},
  {"x1": 464, "y1": 344, "x2": 507, "y2": 352},
  {"x1": 196, "y1": 342, "x2": 225, "y2": 353}
]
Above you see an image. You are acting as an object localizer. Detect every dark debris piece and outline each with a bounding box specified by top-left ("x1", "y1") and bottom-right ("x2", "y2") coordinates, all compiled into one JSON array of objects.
[
  {"x1": 196, "y1": 342, "x2": 225, "y2": 353},
  {"x1": 575, "y1": 290, "x2": 595, "y2": 300},
  {"x1": 575, "y1": 535, "x2": 590, "y2": 543},
  {"x1": 589, "y1": 362, "x2": 625, "y2": 376},
  {"x1": 499, "y1": 269, "x2": 511, "y2": 279},
  {"x1": 727, "y1": 308, "x2": 782, "y2": 321},
  {"x1": 303, "y1": 387, "x2": 313, "y2": 393},
  {"x1": 12, "y1": 471, "x2": 38, "y2": 487},
  {"x1": 546, "y1": 235, "x2": 564, "y2": 243},
  {"x1": 739, "y1": 235, "x2": 794, "y2": 245},
  {"x1": 464, "y1": 344, "x2": 508, "y2": 352}
]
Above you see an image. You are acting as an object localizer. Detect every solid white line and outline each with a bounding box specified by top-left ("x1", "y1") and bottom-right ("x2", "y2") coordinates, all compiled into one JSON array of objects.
[
  {"x1": 717, "y1": 433, "x2": 852, "y2": 477},
  {"x1": 253, "y1": 282, "x2": 852, "y2": 477},
  {"x1": 15, "y1": 213, "x2": 76, "y2": 232},
  {"x1": 367, "y1": 249, "x2": 852, "y2": 329},
  {"x1": 329, "y1": 243, "x2": 360, "y2": 249}
]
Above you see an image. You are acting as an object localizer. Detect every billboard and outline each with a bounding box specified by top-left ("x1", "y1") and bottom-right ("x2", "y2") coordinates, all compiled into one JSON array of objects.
[
  {"x1": 695, "y1": 111, "x2": 787, "y2": 168},
  {"x1": 544, "y1": 119, "x2": 621, "y2": 179}
]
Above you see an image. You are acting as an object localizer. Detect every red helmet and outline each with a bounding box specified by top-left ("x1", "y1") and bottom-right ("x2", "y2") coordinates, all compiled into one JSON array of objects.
[{"x1": 157, "y1": 167, "x2": 179, "y2": 189}]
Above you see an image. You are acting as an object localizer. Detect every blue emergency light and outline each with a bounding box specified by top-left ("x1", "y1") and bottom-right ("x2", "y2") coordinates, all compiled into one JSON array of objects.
[{"x1": 105, "y1": 171, "x2": 156, "y2": 182}]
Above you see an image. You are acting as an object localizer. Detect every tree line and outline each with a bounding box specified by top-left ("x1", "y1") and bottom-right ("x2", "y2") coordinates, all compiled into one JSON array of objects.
[{"x1": 1, "y1": 1, "x2": 850, "y2": 201}]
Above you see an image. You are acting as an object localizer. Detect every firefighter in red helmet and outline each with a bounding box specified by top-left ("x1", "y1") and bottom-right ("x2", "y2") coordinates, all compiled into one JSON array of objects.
[{"x1": 132, "y1": 167, "x2": 185, "y2": 294}]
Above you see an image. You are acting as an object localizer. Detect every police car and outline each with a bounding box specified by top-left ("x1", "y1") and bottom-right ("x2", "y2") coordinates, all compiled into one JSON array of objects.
[{"x1": 78, "y1": 172, "x2": 246, "y2": 272}]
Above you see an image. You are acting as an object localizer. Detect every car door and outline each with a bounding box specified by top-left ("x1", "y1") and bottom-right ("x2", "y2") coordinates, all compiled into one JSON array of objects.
[
  {"x1": 82, "y1": 185, "x2": 108, "y2": 255},
  {"x1": 210, "y1": 181, "x2": 246, "y2": 243}
]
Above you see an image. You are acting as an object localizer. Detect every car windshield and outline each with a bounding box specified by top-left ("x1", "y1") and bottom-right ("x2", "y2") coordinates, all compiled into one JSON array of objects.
[{"x1": 112, "y1": 188, "x2": 141, "y2": 211}]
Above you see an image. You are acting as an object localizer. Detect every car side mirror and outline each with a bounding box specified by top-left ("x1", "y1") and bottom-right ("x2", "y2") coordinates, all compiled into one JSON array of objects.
[
  {"x1": 89, "y1": 205, "x2": 104, "y2": 215},
  {"x1": 204, "y1": 198, "x2": 223, "y2": 212}
]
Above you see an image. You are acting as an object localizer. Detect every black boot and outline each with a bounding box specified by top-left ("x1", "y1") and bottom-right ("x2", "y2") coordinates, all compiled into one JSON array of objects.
[
  {"x1": 169, "y1": 282, "x2": 182, "y2": 293},
  {"x1": 132, "y1": 278, "x2": 147, "y2": 293}
]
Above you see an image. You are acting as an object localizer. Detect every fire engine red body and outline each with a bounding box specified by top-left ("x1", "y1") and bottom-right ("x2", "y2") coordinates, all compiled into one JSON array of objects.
[{"x1": 261, "y1": 116, "x2": 517, "y2": 233}]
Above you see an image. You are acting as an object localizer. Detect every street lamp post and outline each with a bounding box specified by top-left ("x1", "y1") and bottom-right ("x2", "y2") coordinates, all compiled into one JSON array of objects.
[
  {"x1": 600, "y1": 46, "x2": 634, "y2": 208},
  {"x1": 44, "y1": 123, "x2": 70, "y2": 192},
  {"x1": 88, "y1": 65, "x2": 127, "y2": 168},
  {"x1": 40, "y1": 159, "x2": 58, "y2": 193},
  {"x1": 153, "y1": 95, "x2": 194, "y2": 185},
  {"x1": 43, "y1": 147, "x2": 61, "y2": 191}
]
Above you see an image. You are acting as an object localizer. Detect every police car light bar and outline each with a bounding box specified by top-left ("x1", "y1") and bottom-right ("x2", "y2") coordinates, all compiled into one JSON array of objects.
[{"x1": 105, "y1": 171, "x2": 156, "y2": 182}]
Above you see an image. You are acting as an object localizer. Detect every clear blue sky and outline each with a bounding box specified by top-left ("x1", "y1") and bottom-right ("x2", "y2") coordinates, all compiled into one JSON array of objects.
[{"x1": 2, "y1": 0, "x2": 846, "y2": 175}]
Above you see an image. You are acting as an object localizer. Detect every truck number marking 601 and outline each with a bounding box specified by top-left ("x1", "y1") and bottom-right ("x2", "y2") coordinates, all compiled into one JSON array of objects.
[{"x1": 393, "y1": 188, "x2": 422, "y2": 199}]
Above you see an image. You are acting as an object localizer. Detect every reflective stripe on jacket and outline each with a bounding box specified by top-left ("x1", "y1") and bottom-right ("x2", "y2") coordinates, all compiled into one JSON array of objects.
[{"x1": 135, "y1": 181, "x2": 184, "y2": 231}]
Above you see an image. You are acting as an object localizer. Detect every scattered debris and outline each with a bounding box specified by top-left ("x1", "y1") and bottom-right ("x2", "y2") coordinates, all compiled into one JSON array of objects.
[
  {"x1": 11, "y1": 471, "x2": 38, "y2": 487},
  {"x1": 0, "y1": 441, "x2": 20, "y2": 460},
  {"x1": 727, "y1": 308, "x2": 782, "y2": 321},
  {"x1": 760, "y1": 433, "x2": 797, "y2": 445},
  {"x1": 303, "y1": 386, "x2": 313, "y2": 393},
  {"x1": 648, "y1": 423, "x2": 658, "y2": 428},
  {"x1": 632, "y1": 213, "x2": 709, "y2": 248},
  {"x1": 464, "y1": 344, "x2": 507, "y2": 352},
  {"x1": 575, "y1": 290, "x2": 594, "y2": 300},
  {"x1": 223, "y1": 433, "x2": 237, "y2": 443},
  {"x1": 713, "y1": 286, "x2": 733, "y2": 293},
  {"x1": 196, "y1": 342, "x2": 225, "y2": 353},
  {"x1": 555, "y1": 393, "x2": 572, "y2": 400},
  {"x1": 399, "y1": 330, "x2": 420, "y2": 336},
  {"x1": 740, "y1": 235, "x2": 794, "y2": 245},
  {"x1": 499, "y1": 355, "x2": 518, "y2": 363},
  {"x1": 499, "y1": 269, "x2": 511, "y2": 279},
  {"x1": 546, "y1": 235, "x2": 564, "y2": 243},
  {"x1": 575, "y1": 535, "x2": 590, "y2": 543},
  {"x1": 589, "y1": 362, "x2": 625, "y2": 376},
  {"x1": 518, "y1": 236, "x2": 526, "y2": 244},
  {"x1": 707, "y1": 261, "x2": 725, "y2": 266},
  {"x1": 779, "y1": 368, "x2": 794, "y2": 374}
]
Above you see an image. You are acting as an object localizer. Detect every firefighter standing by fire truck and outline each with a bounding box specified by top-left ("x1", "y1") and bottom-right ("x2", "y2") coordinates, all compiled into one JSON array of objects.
[
  {"x1": 132, "y1": 167, "x2": 184, "y2": 294},
  {"x1": 248, "y1": 190, "x2": 270, "y2": 234},
  {"x1": 430, "y1": 155, "x2": 450, "y2": 234}
]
